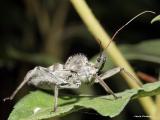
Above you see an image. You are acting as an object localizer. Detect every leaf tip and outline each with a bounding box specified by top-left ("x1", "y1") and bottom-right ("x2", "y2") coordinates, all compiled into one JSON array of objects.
[{"x1": 151, "y1": 15, "x2": 160, "y2": 24}]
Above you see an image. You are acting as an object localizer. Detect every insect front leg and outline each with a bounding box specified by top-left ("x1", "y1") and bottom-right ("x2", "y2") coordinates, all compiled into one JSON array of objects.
[
  {"x1": 121, "y1": 68, "x2": 142, "y2": 86},
  {"x1": 95, "y1": 75, "x2": 119, "y2": 99},
  {"x1": 94, "y1": 67, "x2": 123, "y2": 99},
  {"x1": 97, "y1": 67, "x2": 123, "y2": 82},
  {"x1": 96, "y1": 67, "x2": 142, "y2": 99},
  {"x1": 99, "y1": 67, "x2": 142, "y2": 86}
]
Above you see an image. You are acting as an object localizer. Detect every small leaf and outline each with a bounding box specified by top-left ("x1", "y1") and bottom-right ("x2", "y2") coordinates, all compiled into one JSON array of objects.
[
  {"x1": 151, "y1": 15, "x2": 160, "y2": 24},
  {"x1": 9, "y1": 81, "x2": 160, "y2": 120}
]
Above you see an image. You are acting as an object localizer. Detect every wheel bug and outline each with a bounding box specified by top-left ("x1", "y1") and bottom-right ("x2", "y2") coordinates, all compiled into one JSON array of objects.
[{"x1": 3, "y1": 11, "x2": 155, "y2": 112}]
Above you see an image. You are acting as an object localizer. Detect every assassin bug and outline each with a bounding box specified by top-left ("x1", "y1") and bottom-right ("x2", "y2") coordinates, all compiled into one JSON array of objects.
[{"x1": 3, "y1": 11, "x2": 155, "y2": 112}]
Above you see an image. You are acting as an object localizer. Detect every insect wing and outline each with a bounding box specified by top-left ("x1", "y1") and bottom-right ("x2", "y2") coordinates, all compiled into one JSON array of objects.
[{"x1": 28, "y1": 66, "x2": 68, "y2": 90}]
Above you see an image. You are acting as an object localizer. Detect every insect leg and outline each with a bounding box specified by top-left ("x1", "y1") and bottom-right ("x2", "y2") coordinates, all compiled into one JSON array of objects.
[
  {"x1": 95, "y1": 67, "x2": 122, "y2": 83},
  {"x1": 121, "y1": 68, "x2": 142, "y2": 86},
  {"x1": 3, "y1": 76, "x2": 29, "y2": 101},
  {"x1": 3, "y1": 66, "x2": 49, "y2": 101},
  {"x1": 96, "y1": 67, "x2": 142, "y2": 98},
  {"x1": 97, "y1": 67, "x2": 142, "y2": 86},
  {"x1": 95, "y1": 75, "x2": 118, "y2": 99},
  {"x1": 3, "y1": 68, "x2": 37, "y2": 101},
  {"x1": 99, "y1": 67, "x2": 142, "y2": 86},
  {"x1": 54, "y1": 85, "x2": 58, "y2": 112}
]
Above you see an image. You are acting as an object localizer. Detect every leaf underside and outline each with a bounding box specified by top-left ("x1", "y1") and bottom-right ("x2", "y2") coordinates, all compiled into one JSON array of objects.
[{"x1": 9, "y1": 81, "x2": 160, "y2": 120}]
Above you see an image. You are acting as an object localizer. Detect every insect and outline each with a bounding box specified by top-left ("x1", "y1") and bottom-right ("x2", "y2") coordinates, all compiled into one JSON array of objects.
[{"x1": 3, "y1": 11, "x2": 155, "y2": 112}]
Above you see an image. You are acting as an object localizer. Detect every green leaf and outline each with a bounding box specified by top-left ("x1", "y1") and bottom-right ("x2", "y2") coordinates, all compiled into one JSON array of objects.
[
  {"x1": 151, "y1": 15, "x2": 160, "y2": 24},
  {"x1": 9, "y1": 81, "x2": 160, "y2": 120},
  {"x1": 120, "y1": 39, "x2": 160, "y2": 64}
]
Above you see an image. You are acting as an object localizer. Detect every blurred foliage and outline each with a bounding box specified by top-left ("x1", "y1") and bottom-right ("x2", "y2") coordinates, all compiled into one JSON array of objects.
[{"x1": 0, "y1": 0, "x2": 160, "y2": 120}]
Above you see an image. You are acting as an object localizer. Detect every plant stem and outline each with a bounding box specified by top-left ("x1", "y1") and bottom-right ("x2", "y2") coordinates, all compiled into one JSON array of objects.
[{"x1": 70, "y1": 0, "x2": 156, "y2": 118}]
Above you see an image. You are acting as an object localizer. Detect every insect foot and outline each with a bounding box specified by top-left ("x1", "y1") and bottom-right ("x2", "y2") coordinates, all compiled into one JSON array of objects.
[{"x1": 3, "y1": 97, "x2": 12, "y2": 102}]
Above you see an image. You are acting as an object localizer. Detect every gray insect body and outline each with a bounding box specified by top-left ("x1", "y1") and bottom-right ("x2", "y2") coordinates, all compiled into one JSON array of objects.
[
  {"x1": 28, "y1": 65, "x2": 80, "y2": 90},
  {"x1": 4, "y1": 52, "x2": 121, "y2": 112},
  {"x1": 4, "y1": 11, "x2": 153, "y2": 112},
  {"x1": 29, "y1": 54, "x2": 98, "y2": 90}
]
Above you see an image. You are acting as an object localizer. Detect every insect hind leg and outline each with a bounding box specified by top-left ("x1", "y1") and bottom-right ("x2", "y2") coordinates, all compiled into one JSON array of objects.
[
  {"x1": 3, "y1": 74, "x2": 30, "y2": 102},
  {"x1": 3, "y1": 66, "x2": 47, "y2": 102}
]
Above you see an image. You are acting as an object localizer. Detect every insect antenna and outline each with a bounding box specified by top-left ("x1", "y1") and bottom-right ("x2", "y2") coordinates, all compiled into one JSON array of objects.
[
  {"x1": 104, "y1": 11, "x2": 156, "y2": 86},
  {"x1": 96, "y1": 11, "x2": 156, "y2": 96},
  {"x1": 104, "y1": 11, "x2": 156, "y2": 49},
  {"x1": 96, "y1": 11, "x2": 155, "y2": 72}
]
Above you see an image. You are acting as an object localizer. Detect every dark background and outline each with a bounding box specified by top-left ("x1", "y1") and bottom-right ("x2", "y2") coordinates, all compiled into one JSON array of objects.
[{"x1": 0, "y1": 0, "x2": 160, "y2": 120}]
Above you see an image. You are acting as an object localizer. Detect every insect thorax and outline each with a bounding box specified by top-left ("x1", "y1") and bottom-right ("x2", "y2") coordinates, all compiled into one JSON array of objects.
[
  {"x1": 64, "y1": 54, "x2": 88, "y2": 70},
  {"x1": 65, "y1": 54, "x2": 98, "y2": 83}
]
